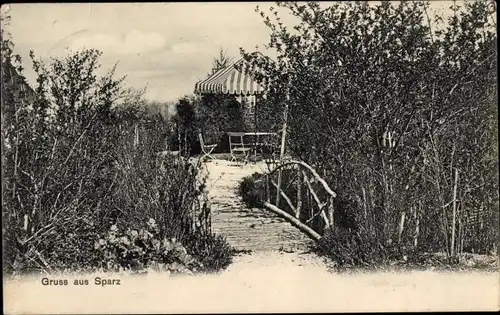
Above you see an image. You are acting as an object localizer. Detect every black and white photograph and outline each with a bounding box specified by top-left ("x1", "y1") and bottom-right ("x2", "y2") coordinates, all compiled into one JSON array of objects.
[{"x1": 2, "y1": 1, "x2": 499, "y2": 313}]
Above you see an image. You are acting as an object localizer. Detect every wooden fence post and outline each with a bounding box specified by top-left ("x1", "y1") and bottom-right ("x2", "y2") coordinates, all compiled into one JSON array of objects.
[
  {"x1": 457, "y1": 204, "x2": 463, "y2": 256},
  {"x1": 414, "y1": 201, "x2": 421, "y2": 247}
]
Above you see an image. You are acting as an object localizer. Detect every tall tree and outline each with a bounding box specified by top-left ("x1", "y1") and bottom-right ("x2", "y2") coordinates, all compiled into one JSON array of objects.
[{"x1": 209, "y1": 47, "x2": 233, "y2": 75}]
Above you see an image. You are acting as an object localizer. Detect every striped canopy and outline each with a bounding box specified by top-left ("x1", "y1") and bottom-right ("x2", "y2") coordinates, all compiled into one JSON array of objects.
[{"x1": 194, "y1": 58, "x2": 265, "y2": 95}]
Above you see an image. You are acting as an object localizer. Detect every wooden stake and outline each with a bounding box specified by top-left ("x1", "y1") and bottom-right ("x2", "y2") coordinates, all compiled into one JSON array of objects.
[
  {"x1": 457, "y1": 205, "x2": 462, "y2": 256},
  {"x1": 414, "y1": 217, "x2": 420, "y2": 247},
  {"x1": 328, "y1": 196, "x2": 334, "y2": 228},
  {"x1": 362, "y1": 186, "x2": 367, "y2": 220}
]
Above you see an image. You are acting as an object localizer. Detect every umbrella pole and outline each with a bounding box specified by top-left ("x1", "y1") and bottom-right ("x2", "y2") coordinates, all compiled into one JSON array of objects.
[
  {"x1": 254, "y1": 96, "x2": 257, "y2": 132},
  {"x1": 254, "y1": 96, "x2": 258, "y2": 162}
]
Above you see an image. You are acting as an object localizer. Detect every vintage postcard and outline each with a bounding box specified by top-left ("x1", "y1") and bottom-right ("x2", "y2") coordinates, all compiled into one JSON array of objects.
[{"x1": 2, "y1": 1, "x2": 499, "y2": 313}]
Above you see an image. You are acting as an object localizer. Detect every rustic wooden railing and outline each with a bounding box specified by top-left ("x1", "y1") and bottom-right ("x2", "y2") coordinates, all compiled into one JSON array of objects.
[{"x1": 260, "y1": 159, "x2": 337, "y2": 242}]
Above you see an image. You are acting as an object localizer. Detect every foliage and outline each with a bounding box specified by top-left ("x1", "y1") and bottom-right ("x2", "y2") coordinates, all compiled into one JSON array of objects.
[
  {"x1": 183, "y1": 229, "x2": 234, "y2": 273},
  {"x1": 170, "y1": 93, "x2": 247, "y2": 155},
  {"x1": 208, "y1": 47, "x2": 233, "y2": 76},
  {"x1": 197, "y1": 94, "x2": 247, "y2": 151},
  {"x1": 93, "y1": 220, "x2": 202, "y2": 275},
  {"x1": 145, "y1": 100, "x2": 175, "y2": 121},
  {"x1": 170, "y1": 96, "x2": 200, "y2": 156},
  {"x1": 318, "y1": 225, "x2": 400, "y2": 268},
  {"x1": 242, "y1": 0, "x2": 498, "y2": 265},
  {"x1": 254, "y1": 94, "x2": 284, "y2": 133},
  {"x1": 239, "y1": 172, "x2": 266, "y2": 208},
  {"x1": 1, "y1": 33, "x2": 233, "y2": 275}
]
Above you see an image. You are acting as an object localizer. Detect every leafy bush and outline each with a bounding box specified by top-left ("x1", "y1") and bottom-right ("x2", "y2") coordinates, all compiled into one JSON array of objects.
[
  {"x1": 183, "y1": 230, "x2": 234, "y2": 273},
  {"x1": 239, "y1": 172, "x2": 266, "y2": 208},
  {"x1": 254, "y1": 94, "x2": 284, "y2": 134},
  {"x1": 1, "y1": 32, "x2": 234, "y2": 275},
  {"x1": 241, "y1": 0, "x2": 498, "y2": 266},
  {"x1": 170, "y1": 96, "x2": 200, "y2": 156},
  {"x1": 169, "y1": 86, "x2": 247, "y2": 156},
  {"x1": 318, "y1": 227, "x2": 399, "y2": 268},
  {"x1": 93, "y1": 219, "x2": 203, "y2": 275}
]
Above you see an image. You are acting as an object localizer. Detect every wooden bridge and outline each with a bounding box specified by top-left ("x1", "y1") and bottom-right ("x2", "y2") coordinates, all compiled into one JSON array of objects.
[
  {"x1": 203, "y1": 158, "x2": 334, "y2": 252},
  {"x1": 204, "y1": 160, "x2": 313, "y2": 252}
]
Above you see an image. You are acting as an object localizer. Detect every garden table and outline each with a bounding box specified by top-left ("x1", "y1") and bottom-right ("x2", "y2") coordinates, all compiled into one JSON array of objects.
[{"x1": 227, "y1": 132, "x2": 277, "y2": 165}]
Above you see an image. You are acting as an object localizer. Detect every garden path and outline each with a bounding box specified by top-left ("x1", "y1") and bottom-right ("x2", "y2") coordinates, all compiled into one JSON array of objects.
[{"x1": 203, "y1": 159, "x2": 317, "y2": 253}]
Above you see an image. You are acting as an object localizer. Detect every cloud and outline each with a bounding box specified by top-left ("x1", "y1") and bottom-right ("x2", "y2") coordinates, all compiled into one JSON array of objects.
[
  {"x1": 69, "y1": 30, "x2": 166, "y2": 55},
  {"x1": 123, "y1": 30, "x2": 166, "y2": 54},
  {"x1": 170, "y1": 42, "x2": 201, "y2": 56},
  {"x1": 70, "y1": 34, "x2": 119, "y2": 53},
  {"x1": 9, "y1": 3, "x2": 327, "y2": 102}
]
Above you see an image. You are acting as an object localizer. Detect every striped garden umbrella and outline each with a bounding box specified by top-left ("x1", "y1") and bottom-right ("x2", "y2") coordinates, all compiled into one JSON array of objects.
[
  {"x1": 194, "y1": 55, "x2": 268, "y2": 131},
  {"x1": 194, "y1": 57, "x2": 265, "y2": 95}
]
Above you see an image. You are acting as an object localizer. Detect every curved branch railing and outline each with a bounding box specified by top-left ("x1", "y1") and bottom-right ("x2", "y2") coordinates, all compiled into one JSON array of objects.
[
  {"x1": 265, "y1": 160, "x2": 337, "y2": 199},
  {"x1": 260, "y1": 159, "x2": 337, "y2": 241}
]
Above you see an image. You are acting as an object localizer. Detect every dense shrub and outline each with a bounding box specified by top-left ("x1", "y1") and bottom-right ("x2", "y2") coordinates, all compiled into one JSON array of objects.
[
  {"x1": 318, "y1": 226, "x2": 400, "y2": 268},
  {"x1": 169, "y1": 94, "x2": 247, "y2": 156},
  {"x1": 241, "y1": 0, "x2": 498, "y2": 265},
  {"x1": 92, "y1": 219, "x2": 202, "y2": 275},
  {"x1": 1, "y1": 27, "x2": 233, "y2": 275},
  {"x1": 183, "y1": 230, "x2": 234, "y2": 273},
  {"x1": 170, "y1": 96, "x2": 200, "y2": 156},
  {"x1": 254, "y1": 94, "x2": 284, "y2": 134},
  {"x1": 239, "y1": 172, "x2": 266, "y2": 208}
]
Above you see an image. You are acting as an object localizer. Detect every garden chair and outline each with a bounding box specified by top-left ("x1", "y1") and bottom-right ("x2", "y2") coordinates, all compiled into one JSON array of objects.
[
  {"x1": 228, "y1": 132, "x2": 252, "y2": 166},
  {"x1": 257, "y1": 133, "x2": 279, "y2": 162},
  {"x1": 199, "y1": 133, "x2": 217, "y2": 162}
]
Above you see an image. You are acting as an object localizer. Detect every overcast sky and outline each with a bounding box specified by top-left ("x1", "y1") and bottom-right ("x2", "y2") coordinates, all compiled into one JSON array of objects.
[{"x1": 4, "y1": 2, "x2": 455, "y2": 103}]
